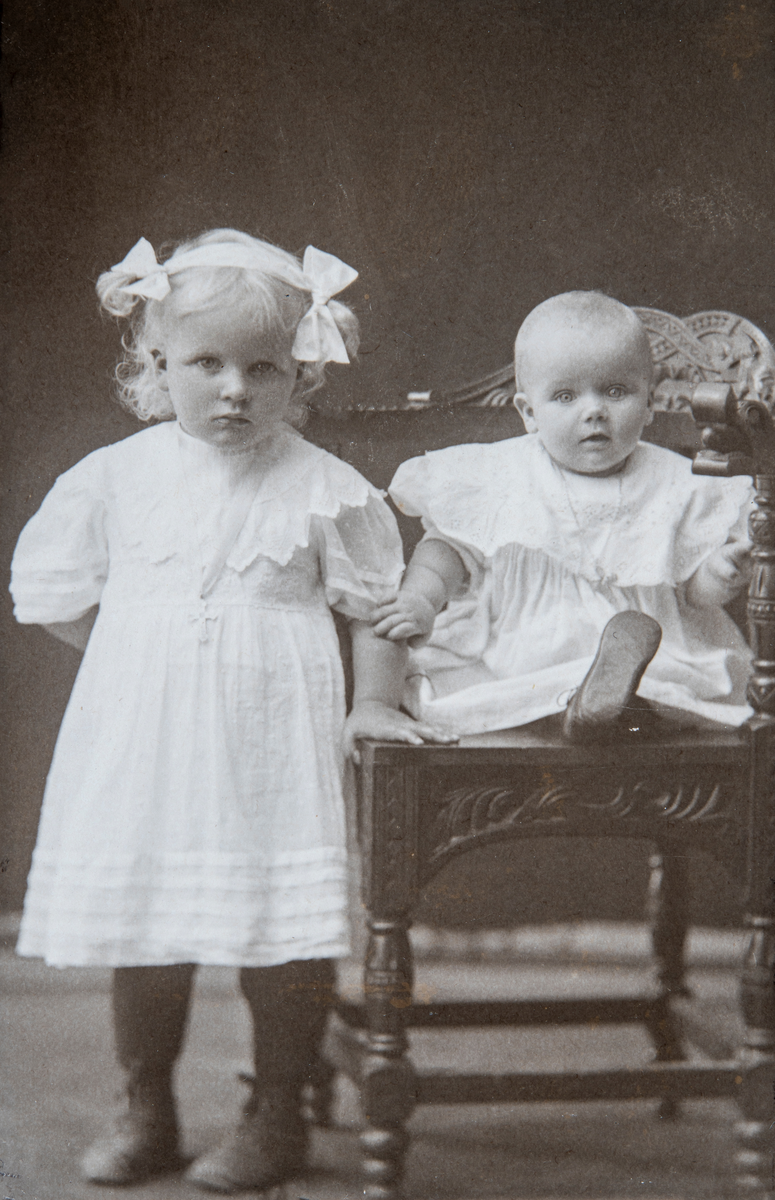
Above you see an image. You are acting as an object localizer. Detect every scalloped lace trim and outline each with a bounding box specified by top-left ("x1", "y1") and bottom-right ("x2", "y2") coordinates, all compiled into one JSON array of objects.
[{"x1": 391, "y1": 437, "x2": 751, "y2": 588}]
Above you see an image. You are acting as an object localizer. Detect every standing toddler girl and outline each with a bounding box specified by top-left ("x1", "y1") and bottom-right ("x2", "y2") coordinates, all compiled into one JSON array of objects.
[
  {"x1": 373, "y1": 291, "x2": 753, "y2": 737},
  {"x1": 10, "y1": 229, "x2": 448, "y2": 1191}
]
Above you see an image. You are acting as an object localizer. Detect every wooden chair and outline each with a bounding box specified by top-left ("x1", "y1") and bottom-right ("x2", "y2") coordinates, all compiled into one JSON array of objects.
[{"x1": 323, "y1": 309, "x2": 775, "y2": 1200}]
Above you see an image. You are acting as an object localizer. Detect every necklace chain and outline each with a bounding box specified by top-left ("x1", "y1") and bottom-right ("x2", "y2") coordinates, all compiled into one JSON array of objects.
[{"x1": 554, "y1": 461, "x2": 625, "y2": 586}]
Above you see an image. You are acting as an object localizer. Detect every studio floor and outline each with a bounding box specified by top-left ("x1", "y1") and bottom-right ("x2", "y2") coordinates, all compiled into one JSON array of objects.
[{"x1": 1, "y1": 928, "x2": 743, "y2": 1200}]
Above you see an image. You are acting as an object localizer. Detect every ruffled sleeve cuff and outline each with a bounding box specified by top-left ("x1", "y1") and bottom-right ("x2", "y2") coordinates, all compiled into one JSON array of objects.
[{"x1": 317, "y1": 494, "x2": 404, "y2": 621}]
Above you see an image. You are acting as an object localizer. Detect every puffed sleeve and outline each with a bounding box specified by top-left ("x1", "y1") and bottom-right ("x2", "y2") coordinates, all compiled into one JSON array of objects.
[
  {"x1": 389, "y1": 451, "x2": 439, "y2": 523},
  {"x1": 314, "y1": 494, "x2": 405, "y2": 621},
  {"x1": 10, "y1": 458, "x2": 108, "y2": 624},
  {"x1": 389, "y1": 451, "x2": 487, "y2": 592}
]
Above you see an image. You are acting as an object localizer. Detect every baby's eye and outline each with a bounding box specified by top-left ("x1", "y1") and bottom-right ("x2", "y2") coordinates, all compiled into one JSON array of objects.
[
  {"x1": 607, "y1": 385, "x2": 626, "y2": 399},
  {"x1": 251, "y1": 362, "x2": 277, "y2": 376},
  {"x1": 195, "y1": 357, "x2": 221, "y2": 370},
  {"x1": 554, "y1": 390, "x2": 575, "y2": 404}
]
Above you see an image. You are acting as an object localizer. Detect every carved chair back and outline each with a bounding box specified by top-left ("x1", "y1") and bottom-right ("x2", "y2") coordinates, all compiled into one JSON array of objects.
[{"x1": 406, "y1": 307, "x2": 775, "y2": 414}]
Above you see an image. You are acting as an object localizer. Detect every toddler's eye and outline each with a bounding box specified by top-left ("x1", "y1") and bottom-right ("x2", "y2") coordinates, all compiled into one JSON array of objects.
[
  {"x1": 554, "y1": 390, "x2": 574, "y2": 404},
  {"x1": 196, "y1": 357, "x2": 221, "y2": 370},
  {"x1": 607, "y1": 386, "x2": 626, "y2": 399},
  {"x1": 251, "y1": 361, "x2": 277, "y2": 376}
]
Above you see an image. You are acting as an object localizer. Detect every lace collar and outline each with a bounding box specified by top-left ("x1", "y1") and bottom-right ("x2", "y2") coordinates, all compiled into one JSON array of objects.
[
  {"x1": 112, "y1": 422, "x2": 380, "y2": 570},
  {"x1": 390, "y1": 434, "x2": 751, "y2": 588}
]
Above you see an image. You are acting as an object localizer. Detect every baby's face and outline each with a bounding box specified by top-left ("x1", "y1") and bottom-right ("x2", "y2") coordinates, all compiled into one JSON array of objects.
[
  {"x1": 515, "y1": 322, "x2": 653, "y2": 476},
  {"x1": 154, "y1": 299, "x2": 299, "y2": 450}
]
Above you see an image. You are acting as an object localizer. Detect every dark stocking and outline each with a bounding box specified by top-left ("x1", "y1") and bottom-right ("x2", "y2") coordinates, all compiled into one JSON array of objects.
[
  {"x1": 239, "y1": 958, "x2": 336, "y2": 1087},
  {"x1": 113, "y1": 963, "x2": 196, "y2": 1076}
]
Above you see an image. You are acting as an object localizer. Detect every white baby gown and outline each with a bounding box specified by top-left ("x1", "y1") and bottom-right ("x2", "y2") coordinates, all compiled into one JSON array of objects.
[
  {"x1": 390, "y1": 435, "x2": 753, "y2": 736},
  {"x1": 11, "y1": 422, "x2": 403, "y2": 968}
]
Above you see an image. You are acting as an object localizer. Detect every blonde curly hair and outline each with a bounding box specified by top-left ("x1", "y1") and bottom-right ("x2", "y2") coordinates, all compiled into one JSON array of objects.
[{"x1": 96, "y1": 229, "x2": 360, "y2": 422}]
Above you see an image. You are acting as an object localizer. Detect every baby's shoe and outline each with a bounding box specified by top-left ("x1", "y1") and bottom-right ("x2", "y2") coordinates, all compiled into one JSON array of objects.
[
  {"x1": 81, "y1": 1071, "x2": 184, "y2": 1184},
  {"x1": 186, "y1": 1076, "x2": 306, "y2": 1194},
  {"x1": 563, "y1": 611, "x2": 662, "y2": 742}
]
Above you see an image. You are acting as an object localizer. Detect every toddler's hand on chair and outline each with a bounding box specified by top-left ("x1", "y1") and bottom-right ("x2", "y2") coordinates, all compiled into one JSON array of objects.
[
  {"x1": 370, "y1": 591, "x2": 437, "y2": 646},
  {"x1": 343, "y1": 700, "x2": 457, "y2": 764}
]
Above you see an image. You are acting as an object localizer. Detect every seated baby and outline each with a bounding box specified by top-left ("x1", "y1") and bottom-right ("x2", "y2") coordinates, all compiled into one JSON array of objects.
[{"x1": 372, "y1": 291, "x2": 753, "y2": 738}]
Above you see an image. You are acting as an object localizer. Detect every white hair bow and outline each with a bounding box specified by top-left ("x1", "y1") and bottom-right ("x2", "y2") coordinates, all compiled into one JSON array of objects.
[
  {"x1": 111, "y1": 238, "x2": 171, "y2": 301},
  {"x1": 293, "y1": 245, "x2": 358, "y2": 364},
  {"x1": 109, "y1": 238, "x2": 358, "y2": 364}
]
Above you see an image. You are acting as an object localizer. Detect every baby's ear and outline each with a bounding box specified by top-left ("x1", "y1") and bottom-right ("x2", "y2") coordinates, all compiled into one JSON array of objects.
[
  {"x1": 643, "y1": 387, "x2": 655, "y2": 427},
  {"x1": 152, "y1": 350, "x2": 169, "y2": 391},
  {"x1": 513, "y1": 392, "x2": 537, "y2": 432}
]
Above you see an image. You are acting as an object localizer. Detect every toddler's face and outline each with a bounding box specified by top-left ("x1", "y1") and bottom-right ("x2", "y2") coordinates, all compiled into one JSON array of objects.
[
  {"x1": 154, "y1": 301, "x2": 299, "y2": 450},
  {"x1": 515, "y1": 322, "x2": 653, "y2": 476}
]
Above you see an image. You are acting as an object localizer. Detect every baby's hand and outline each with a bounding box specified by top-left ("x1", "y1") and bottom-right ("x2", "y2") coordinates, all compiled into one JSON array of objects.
[
  {"x1": 688, "y1": 540, "x2": 752, "y2": 608},
  {"x1": 706, "y1": 541, "x2": 753, "y2": 600},
  {"x1": 343, "y1": 700, "x2": 457, "y2": 765},
  {"x1": 370, "y1": 591, "x2": 437, "y2": 646}
]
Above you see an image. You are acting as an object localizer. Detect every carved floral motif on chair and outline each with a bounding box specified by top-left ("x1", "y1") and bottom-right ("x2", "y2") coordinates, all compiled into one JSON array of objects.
[{"x1": 403, "y1": 308, "x2": 775, "y2": 412}]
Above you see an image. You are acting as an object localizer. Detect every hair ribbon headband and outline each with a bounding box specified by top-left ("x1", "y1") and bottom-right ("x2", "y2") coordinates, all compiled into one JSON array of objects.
[{"x1": 110, "y1": 238, "x2": 358, "y2": 364}]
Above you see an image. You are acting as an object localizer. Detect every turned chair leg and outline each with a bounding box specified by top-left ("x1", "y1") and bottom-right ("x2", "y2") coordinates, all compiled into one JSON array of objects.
[
  {"x1": 360, "y1": 917, "x2": 417, "y2": 1200},
  {"x1": 647, "y1": 848, "x2": 690, "y2": 1119},
  {"x1": 734, "y1": 916, "x2": 775, "y2": 1198}
]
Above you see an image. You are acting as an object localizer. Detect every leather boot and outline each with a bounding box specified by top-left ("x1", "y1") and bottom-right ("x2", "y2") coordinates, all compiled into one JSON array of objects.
[
  {"x1": 186, "y1": 958, "x2": 335, "y2": 1194},
  {"x1": 81, "y1": 963, "x2": 195, "y2": 1184},
  {"x1": 563, "y1": 611, "x2": 662, "y2": 742},
  {"x1": 185, "y1": 1074, "x2": 306, "y2": 1194}
]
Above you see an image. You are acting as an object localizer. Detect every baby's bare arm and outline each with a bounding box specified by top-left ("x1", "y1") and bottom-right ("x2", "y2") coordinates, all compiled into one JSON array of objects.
[
  {"x1": 371, "y1": 539, "x2": 467, "y2": 643},
  {"x1": 42, "y1": 606, "x2": 99, "y2": 652},
  {"x1": 343, "y1": 619, "x2": 457, "y2": 763},
  {"x1": 685, "y1": 542, "x2": 752, "y2": 608}
]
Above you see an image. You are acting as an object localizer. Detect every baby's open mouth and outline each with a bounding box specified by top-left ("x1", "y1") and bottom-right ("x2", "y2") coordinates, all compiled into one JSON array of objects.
[{"x1": 582, "y1": 433, "x2": 610, "y2": 443}]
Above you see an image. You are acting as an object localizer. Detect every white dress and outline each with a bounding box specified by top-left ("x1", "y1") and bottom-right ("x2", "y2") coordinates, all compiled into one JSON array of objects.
[
  {"x1": 11, "y1": 422, "x2": 403, "y2": 968},
  {"x1": 390, "y1": 435, "x2": 753, "y2": 736}
]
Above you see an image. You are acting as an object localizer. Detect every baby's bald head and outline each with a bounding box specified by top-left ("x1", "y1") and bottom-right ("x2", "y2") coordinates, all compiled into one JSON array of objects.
[
  {"x1": 514, "y1": 292, "x2": 652, "y2": 393},
  {"x1": 512, "y1": 291, "x2": 655, "y2": 476}
]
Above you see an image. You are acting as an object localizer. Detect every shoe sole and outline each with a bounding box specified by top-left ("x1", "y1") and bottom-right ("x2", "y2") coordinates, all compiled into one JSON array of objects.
[
  {"x1": 83, "y1": 1154, "x2": 186, "y2": 1186},
  {"x1": 185, "y1": 1141, "x2": 304, "y2": 1194},
  {"x1": 564, "y1": 612, "x2": 662, "y2": 736},
  {"x1": 186, "y1": 1164, "x2": 297, "y2": 1195}
]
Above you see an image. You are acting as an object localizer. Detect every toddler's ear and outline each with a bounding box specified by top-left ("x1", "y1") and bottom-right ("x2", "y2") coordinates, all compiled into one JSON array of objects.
[
  {"x1": 287, "y1": 362, "x2": 310, "y2": 400},
  {"x1": 152, "y1": 350, "x2": 169, "y2": 391},
  {"x1": 513, "y1": 392, "x2": 537, "y2": 433}
]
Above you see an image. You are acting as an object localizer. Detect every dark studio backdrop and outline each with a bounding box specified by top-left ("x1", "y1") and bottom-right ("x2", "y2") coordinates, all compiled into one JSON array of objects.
[{"x1": 2, "y1": 0, "x2": 774, "y2": 927}]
